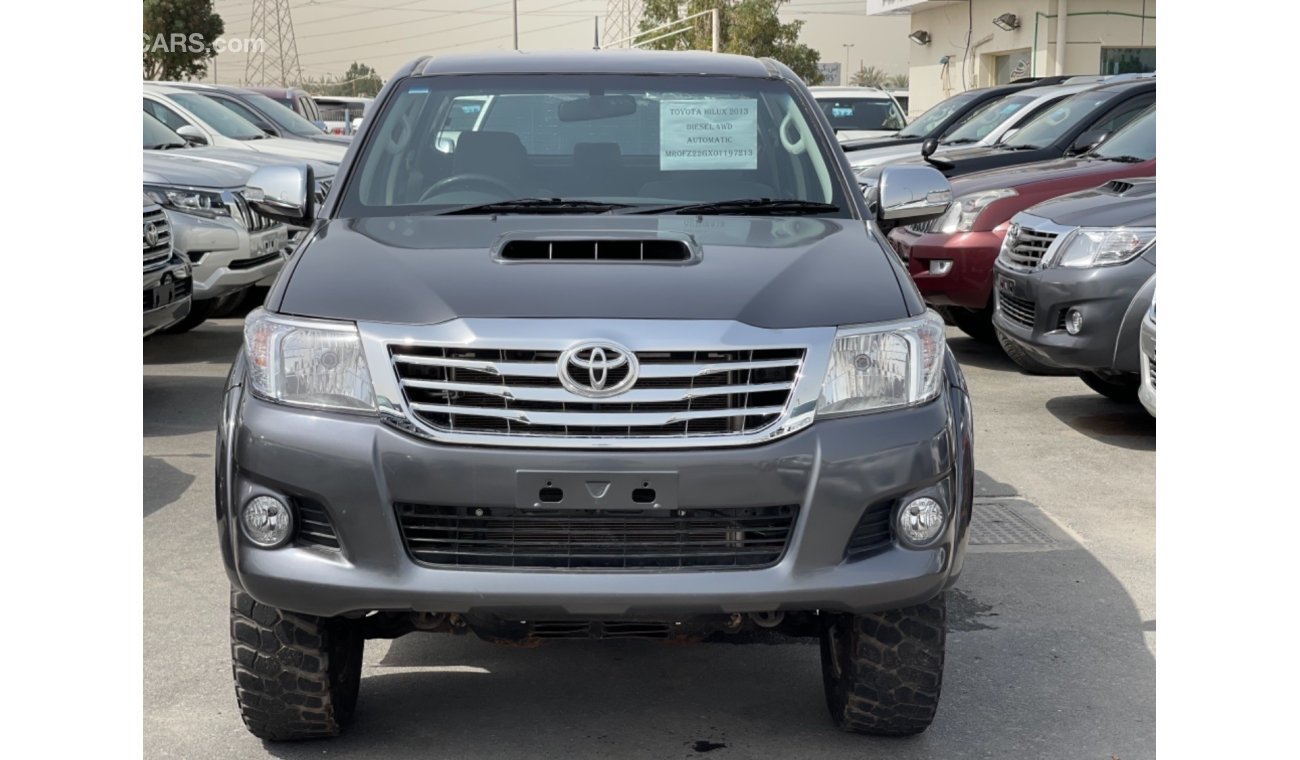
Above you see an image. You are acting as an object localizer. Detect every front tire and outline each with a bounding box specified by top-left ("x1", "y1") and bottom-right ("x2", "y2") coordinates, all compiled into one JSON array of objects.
[
  {"x1": 230, "y1": 588, "x2": 364, "y2": 741},
  {"x1": 1078, "y1": 371, "x2": 1140, "y2": 402},
  {"x1": 820, "y1": 594, "x2": 946, "y2": 736},
  {"x1": 945, "y1": 306, "x2": 997, "y2": 344}
]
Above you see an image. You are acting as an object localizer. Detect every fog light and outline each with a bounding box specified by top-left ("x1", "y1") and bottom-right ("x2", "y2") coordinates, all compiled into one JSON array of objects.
[
  {"x1": 929, "y1": 259, "x2": 954, "y2": 276},
  {"x1": 241, "y1": 496, "x2": 294, "y2": 548},
  {"x1": 898, "y1": 497, "x2": 945, "y2": 546},
  {"x1": 1065, "y1": 309, "x2": 1083, "y2": 335}
]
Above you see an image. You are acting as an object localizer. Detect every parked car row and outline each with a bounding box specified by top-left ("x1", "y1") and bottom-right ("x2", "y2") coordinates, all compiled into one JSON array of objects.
[
  {"x1": 142, "y1": 83, "x2": 342, "y2": 336},
  {"x1": 840, "y1": 77, "x2": 1156, "y2": 414}
]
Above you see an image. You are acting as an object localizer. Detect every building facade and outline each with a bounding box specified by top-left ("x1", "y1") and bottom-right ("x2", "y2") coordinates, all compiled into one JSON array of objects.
[{"x1": 868, "y1": 0, "x2": 1156, "y2": 115}]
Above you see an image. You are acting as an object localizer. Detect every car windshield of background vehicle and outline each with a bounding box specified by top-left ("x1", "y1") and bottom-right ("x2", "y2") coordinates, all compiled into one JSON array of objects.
[
  {"x1": 341, "y1": 74, "x2": 850, "y2": 217},
  {"x1": 817, "y1": 98, "x2": 906, "y2": 132},
  {"x1": 168, "y1": 92, "x2": 267, "y2": 140},
  {"x1": 143, "y1": 112, "x2": 186, "y2": 149},
  {"x1": 1001, "y1": 91, "x2": 1111, "y2": 149},
  {"x1": 1091, "y1": 108, "x2": 1155, "y2": 161},
  {"x1": 942, "y1": 94, "x2": 1035, "y2": 143},
  {"x1": 241, "y1": 92, "x2": 325, "y2": 136},
  {"x1": 897, "y1": 90, "x2": 980, "y2": 137}
]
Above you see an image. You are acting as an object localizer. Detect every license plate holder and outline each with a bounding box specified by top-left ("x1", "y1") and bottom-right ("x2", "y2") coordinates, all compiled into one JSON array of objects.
[{"x1": 515, "y1": 471, "x2": 679, "y2": 511}]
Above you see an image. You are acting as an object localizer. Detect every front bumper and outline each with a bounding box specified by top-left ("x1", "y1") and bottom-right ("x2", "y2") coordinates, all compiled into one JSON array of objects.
[
  {"x1": 143, "y1": 253, "x2": 191, "y2": 337},
  {"x1": 217, "y1": 371, "x2": 973, "y2": 619},
  {"x1": 991, "y1": 257, "x2": 1155, "y2": 373},
  {"x1": 166, "y1": 211, "x2": 289, "y2": 301},
  {"x1": 888, "y1": 227, "x2": 1005, "y2": 309}
]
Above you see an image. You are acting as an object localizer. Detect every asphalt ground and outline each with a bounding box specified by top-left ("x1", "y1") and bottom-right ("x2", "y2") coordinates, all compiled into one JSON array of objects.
[{"x1": 144, "y1": 319, "x2": 1155, "y2": 759}]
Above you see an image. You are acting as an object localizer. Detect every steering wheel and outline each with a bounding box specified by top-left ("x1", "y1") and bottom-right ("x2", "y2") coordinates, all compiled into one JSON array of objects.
[{"x1": 419, "y1": 174, "x2": 518, "y2": 202}]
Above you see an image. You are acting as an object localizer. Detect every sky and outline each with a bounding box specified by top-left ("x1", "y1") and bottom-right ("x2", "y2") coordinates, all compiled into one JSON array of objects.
[{"x1": 207, "y1": 0, "x2": 910, "y2": 86}]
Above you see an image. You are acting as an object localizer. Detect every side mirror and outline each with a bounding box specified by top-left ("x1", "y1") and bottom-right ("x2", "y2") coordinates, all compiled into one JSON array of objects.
[
  {"x1": 246, "y1": 164, "x2": 315, "y2": 227},
  {"x1": 920, "y1": 137, "x2": 940, "y2": 158},
  {"x1": 175, "y1": 125, "x2": 208, "y2": 146},
  {"x1": 1070, "y1": 128, "x2": 1107, "y2": 154},
  {"x1": 877, "y1": 165, "x2": 952, "y2": 224}
]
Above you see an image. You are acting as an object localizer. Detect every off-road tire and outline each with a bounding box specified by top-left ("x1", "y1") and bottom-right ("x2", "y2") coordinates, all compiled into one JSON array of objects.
[
  {"x1": 819, "y1": 594, "x2": 946, "y2": 736},
  {"x1": 230, "y1": 588, "x2": 364, "y2": 741},
  {"x1": 160, "y1": 298, "x2": 215, "y2": 335},
  {"x1": 995, "y1": 327, "x2": 1071, "y2": 376},
  {"x1": 945, "y1": 306, "x2": 997, "y2": 344},
  {"x1": 1078, "y1": 371, "x2": 1140, "y2": 403}
]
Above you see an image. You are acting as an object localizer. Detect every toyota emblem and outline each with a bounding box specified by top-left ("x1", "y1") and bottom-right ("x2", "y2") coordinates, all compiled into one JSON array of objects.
[
  {"x1": 144, "y1": 221, "x2": 161, "y2": 248},
  {"x1": 559, "y1": 341, "x2": 639, "y2": 398}
]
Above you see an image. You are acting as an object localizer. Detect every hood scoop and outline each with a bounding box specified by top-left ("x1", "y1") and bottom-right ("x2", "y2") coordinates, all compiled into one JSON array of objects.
[
  {"x1": 1100, "y1": 178, "x2": 1156, "y2": 197},
  {"x1": 495, "y1": 233, "x2": 698, "y2": 264}
]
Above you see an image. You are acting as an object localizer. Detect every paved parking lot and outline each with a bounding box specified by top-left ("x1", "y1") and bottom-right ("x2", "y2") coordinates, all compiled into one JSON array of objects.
[{"x1": 144, "y1": 319, "x2": 1155, "y2": 759}]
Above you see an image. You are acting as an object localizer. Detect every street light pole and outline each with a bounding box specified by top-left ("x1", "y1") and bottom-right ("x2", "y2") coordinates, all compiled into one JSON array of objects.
[
  {"x1": 513, "y1": 0, "x2": 519, "y2": 50},
  {"x1": 843, "y1": 43, "x2": 855, "y2": 85}
]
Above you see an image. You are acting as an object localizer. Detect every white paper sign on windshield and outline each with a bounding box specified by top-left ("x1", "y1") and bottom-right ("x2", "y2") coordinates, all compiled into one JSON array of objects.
[{"x1": 659, "y1": 99, "x2": 758, "y2": 171}]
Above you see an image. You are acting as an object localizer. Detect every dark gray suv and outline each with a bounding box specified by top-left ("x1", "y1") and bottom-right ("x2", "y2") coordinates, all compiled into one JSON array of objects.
[{"x1": 218, "y1": 51, "x2": 973, "y2": 741}]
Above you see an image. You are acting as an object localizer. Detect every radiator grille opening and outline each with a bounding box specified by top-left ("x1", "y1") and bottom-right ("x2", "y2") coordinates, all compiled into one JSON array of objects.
[{"x1": 395, "y1": 503, "x2": 798, "y2": 570}]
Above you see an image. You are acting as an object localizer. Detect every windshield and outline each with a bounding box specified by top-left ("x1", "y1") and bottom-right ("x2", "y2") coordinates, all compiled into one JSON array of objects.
[
  {"x1": 1091, "y1": 107, "x2": 1155, "y2": 160},
  {"x1": 1002, "y1": 90, "x2": 1110, "y2": 149},
  {"x1": 169, "y1": 92, "x2": 266, "y2": 140},
  {"x1": 241, "y1": 92, "x2": 324, "y2": 136},
  {"x1": 816, "y1": 97, "x2": 905, "y2": 132},
  {"x1": 143, "y1": 112, "x2": 186, "y2": 149},
  {"x1": 943, "y1": 94, "x2": 1034, "y2": 143},
  {"x1": 897, "y1": 91, "x2": 980, "y2": 138},
  {"x1": 341, "y1": 74, "x2": 849, "y2": 217}
]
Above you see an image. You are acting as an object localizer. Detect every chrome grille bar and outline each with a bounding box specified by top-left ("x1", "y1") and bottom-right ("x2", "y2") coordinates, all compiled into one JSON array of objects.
[
  {"x1": 400, "y1": 378, "x2": 794, "y2": 403},
  {"x1": 406, "y1": 404, "x2": 789, "y2": 426}
]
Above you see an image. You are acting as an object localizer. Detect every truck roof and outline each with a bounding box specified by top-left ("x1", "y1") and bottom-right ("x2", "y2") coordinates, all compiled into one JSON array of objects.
[{"x1": 414, "y1": 49, "x2": 778, "y2": 78}]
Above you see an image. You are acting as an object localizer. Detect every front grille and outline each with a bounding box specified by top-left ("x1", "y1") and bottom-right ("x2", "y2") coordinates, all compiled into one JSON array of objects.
[
  {"x1": 998, "y1": 291, "x2": 1036, "y2": 328},
  {"x1": 395, "y1": 503, "x2": 798, "y2": 570},
  {"x1": 143, "y1": 208, "x2": 172, "y2": 271},
  {"x1": 999, "y1": 225, "x2": 1060, "y2": 271},
  {"x1": 905, "y1": 218, "x2": 937, "y2": 234},
  {"x1": 143, "y1": 274, "x2": 190, "y2": 311},
  {"x1": 845, "y1": 502, "x2": 894, "y2": 559},
  {"x1": 1147, "y1": 353, "x2": 1157, "y2": 390},
  {"x1": 389, "y1": 344, "x2": 805, "y2": 440},
  {"x1": 230, "y1": 192, "x2": 279, "y2": 231},
  {"x1": 314, "y1": 177, "x2": 333, "y2": 208},
  {"x1": 295, "y1": 499, "x2": 340, "y2": 549},
  {"x1": 499, "y1": 239, "x2": 693, "y2": 263}
]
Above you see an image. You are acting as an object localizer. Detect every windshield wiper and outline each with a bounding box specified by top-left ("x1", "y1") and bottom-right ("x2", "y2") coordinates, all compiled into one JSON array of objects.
[
  {"x1": 629, "y1": 198, "x2": 839, "y2": 216},
  {"x1": 1095, "y1": 154, "x2": 1147, "y2": 163},
  {"x1": 436, "y1": 198, "x2": 634, "y2": 215},
  {"x1": 941, "y1": 137, "x2": 977, "y2": 145},
  {"x1": 1000, "y1": 143, "x2": 1042, "y2": 151}
]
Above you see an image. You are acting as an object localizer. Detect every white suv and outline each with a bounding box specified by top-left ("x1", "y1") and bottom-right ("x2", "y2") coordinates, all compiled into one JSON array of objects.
[{"x1": 808, "y1": 86, "x2": 907, "y2": 141}]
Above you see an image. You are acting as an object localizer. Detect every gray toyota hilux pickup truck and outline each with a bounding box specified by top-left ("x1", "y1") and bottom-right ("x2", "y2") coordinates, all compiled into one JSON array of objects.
[{"x1": 219, "y1": 50, "x2": 973, "y2": 741}]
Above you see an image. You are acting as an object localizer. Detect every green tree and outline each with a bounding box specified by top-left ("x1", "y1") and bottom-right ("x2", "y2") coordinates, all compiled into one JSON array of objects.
[
  {"x1": 304, "y1": 63, "x2": 384, "y2": 97},
  {"x1": 850, "y1": 65, "x2": 888, "y2": 88},
  {"x1": 886, "y1": 73, "x2": 909, "y2": 89},
  {"x1": 143, "y1": 0, "x2": 224, "y2": 80},
  {"x1": 637, "y1": 1, "x2": 822, "y2": 84}
]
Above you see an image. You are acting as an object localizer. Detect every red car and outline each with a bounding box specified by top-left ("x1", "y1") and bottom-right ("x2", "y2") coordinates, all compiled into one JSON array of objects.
[{"x1": 887, "y1": 107, "x2": 1155, "y2": 341}]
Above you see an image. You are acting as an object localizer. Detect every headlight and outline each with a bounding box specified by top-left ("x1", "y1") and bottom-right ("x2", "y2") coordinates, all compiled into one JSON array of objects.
[
  {"x1": 144, "y1": 184, "x2": 231, "y2": 219},
  {"x1": 934, "y1": 188, "x2": 1017, "y2": 234},
  {"x1": 244, "y1": 308, "x2": 376, "y2": 412},
  {"x1": 817, "y1": 311, "x2": 947, "y2": 417},
  {"x1": 1048, "y1": 227, "x2": 1155, "y2": 268}
]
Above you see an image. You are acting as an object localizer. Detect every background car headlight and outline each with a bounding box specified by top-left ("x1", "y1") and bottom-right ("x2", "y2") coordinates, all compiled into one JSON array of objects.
[
  {"x1": 934, "y1": 188, "x2": 1017, "y2": 233},
  {"x1": 144, "y1": 184, "x2": 231, "y2": 219},
  {"x1": 244, "y1": 308, "x2": 377, "y2": 412},
  {"x1": 1048, "y1": 227, "x2": 1155, "y2": 268},
  {"x1": 817, "y1": 311, "x2": 947, "y2": 417}
]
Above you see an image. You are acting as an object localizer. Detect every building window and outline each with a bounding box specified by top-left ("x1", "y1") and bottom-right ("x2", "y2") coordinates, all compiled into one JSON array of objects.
[
  {"x1": 1101, "y1": 47, "x2": 1156, "y2": 75},
  {"x1": 991, "y1": 50, "x2": 1032, "y2": 85}
]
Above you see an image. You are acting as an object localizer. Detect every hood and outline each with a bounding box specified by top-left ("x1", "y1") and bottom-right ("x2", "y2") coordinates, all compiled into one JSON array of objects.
[
  {"x1": 277, "y1": 215, "x2": 909, "y2": 328},
  {"x1": 857, "y1": 143, "x2": 1009, "y2": 181},
  {"x1": 236, "y1": 136, "x2": 346, "y2": 164},
  {"x1": 1027, "y1": 178, "x2": 1156, "y2": 227},
  {"x1": 840, "y1": 135, "x2": 920, "y2": 154},
  {"x1": 836, "y1": 129, "x2": 899, "y2": 142},
  {"x1": 950, "y1": 155, "x2": 1156, "y2": 198},
  {"x1": 143, "y1": 148, "x2": 336, "y2": 189},
  {"x1": 848, "y1": 143, "x2": 924, "y2": 171}
]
